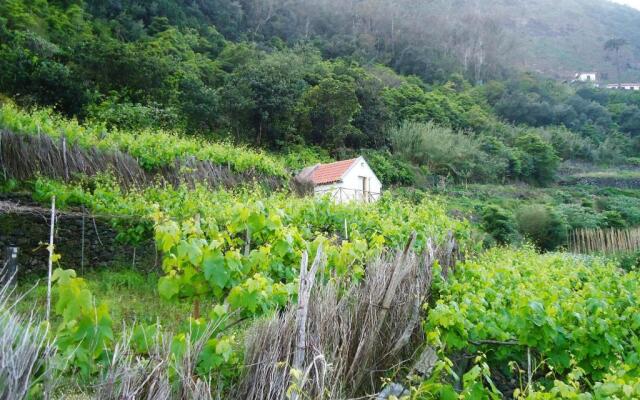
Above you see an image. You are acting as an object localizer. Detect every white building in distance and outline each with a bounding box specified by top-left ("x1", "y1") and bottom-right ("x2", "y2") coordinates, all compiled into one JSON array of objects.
[
  {"x1": 606, "y1": 83, "x2": 640, "y2": 91},
  {"x1": 296, "y1": 157, "x2": 382, "y2": 203},
  {"x1": 574, "y1": 72, "x2": 598, "y2": 83}
]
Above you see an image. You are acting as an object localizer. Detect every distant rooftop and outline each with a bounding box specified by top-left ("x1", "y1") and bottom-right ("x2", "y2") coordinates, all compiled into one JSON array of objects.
[{"x1": 298, "y1": 158, "x2": 359, "y2": 185}]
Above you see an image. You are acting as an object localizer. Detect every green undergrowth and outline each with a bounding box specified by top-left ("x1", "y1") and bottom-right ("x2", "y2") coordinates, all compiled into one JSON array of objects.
[
  {"x1": 17, "y1": 266, "x2": 192, "y2": 332},
  {"x1": 0, "y1": 103, "x2": 290, "y2": 178},
  {"x1": 18, "y1": 172, "x2": 472, "y2": 323},
  {"x1": 7, "y1": 173, "x2": 473, "y2": 394},
  {"x1": 401, "y1": 183, "x2": 640, "y2": 250}
]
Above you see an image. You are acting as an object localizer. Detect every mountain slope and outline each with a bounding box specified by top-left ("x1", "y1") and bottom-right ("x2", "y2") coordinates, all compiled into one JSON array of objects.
[
  {"x1": 231, "y1": 0, "x2": 640, "y2": 82},
  {"x1": 493, "y1": 0, "x2": 640, "y2": 80}
]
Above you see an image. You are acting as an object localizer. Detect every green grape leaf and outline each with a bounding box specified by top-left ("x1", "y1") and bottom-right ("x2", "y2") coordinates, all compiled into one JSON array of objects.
[
  {"x1": 158, "y1": 276, "x2": 180, "y2": 300},
  {"x1": 227, "y1": 286, "x2": 259, "y2": 312},
  {"x1": 248, "y1": 212, "x2": 266, "y2": 232},
  {"x1": 273, "y1": 238, "x2": 292, "y2": 257},
  {"x1": 203, "y1": 250, "x2": 229, "y2": 289},
  {"x1": 215, "y1": 337, "x2": 234, "y2": 362},
  {"x1": 177, "y1": 240, "x2": 203, "y2": 266}
]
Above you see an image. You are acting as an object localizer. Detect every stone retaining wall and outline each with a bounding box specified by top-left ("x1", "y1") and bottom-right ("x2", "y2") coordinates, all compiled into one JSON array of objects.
[{"x1": 0, "y1": 197, "x2": 157, "y2": 277}]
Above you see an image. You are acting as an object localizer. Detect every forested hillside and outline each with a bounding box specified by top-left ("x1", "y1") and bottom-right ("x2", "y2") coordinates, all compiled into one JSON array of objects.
[{"x1": 2, "y1": 0, "x2": 640, "y2": 188}]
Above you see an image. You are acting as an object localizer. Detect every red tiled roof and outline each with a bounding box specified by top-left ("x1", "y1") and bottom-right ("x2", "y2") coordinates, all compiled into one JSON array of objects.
[{"x1": 307, "y1": 158, "x2": 358, "y2": 185}]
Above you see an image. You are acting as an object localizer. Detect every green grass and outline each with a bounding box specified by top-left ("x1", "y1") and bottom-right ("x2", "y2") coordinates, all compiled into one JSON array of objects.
[
  {"x1": 571, "y1": 170, "x2": 640, "y2": 179},
  {"x1": 16, "y1": 266, "x2": 201, "y2": 332}
]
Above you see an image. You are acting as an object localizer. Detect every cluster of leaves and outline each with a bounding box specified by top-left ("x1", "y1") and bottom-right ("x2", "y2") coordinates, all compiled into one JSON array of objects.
[
  {"x1": 419, "y1": 184, "x2": 640, "y2": 250},
  {"x1": 427, "y1": 247, "x2": 640, "y2": 393},
  {"x1": 31, "y1": 175, "x2": 469, "y2": 247},
  {"x1": 390, "y1": 121, "x2": 560, "y2": 186},
  {"x1": 490, "y1": 77, "x2": 640, "y2": 141},
  {"x1": 52, "y1": 268, "x2": 114, "y2": 378},
  {"x1": 26, "y1": 173, "x2": 470, "y2": 388}
]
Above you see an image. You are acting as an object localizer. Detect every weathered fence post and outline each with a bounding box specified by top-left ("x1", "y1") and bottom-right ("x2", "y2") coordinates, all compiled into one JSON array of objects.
[
  {"x1": 61, "y1": 135, "x2": 69, "y2": 181},
  {"x1": 291, "y1": 245, "x2": 323, "y2": 400},
  {"x1": 81, "y1": 205, "x2": 85, "y2": 275},
  {"x1": 46, "y1": 196, "x2": 56, "y2": 324},
  {"x1": 2, "y1": 246, "x2": 19, "y2": 286}
]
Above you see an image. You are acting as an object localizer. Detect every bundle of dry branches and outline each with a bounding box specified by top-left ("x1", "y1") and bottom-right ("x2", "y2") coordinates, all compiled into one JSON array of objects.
[
  {"x1": 236, "y1": 233, "x2": 458, "y2": 400},
  {"x1": 94, "y1": 321, "x2": 221, "y2": 400}
]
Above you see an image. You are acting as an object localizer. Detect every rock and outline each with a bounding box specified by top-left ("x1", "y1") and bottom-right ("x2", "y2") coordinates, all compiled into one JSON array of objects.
[
  {"x1": 377, "y1": 383, "x2": 409, "y2": 400},
  {"x1": 412, "y1": 346, "x2": 438, "y2": 378}
]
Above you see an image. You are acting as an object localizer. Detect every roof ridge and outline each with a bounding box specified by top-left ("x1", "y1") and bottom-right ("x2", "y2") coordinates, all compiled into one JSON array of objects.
[{"x1": 304, "y1": 157, "x2": 360, "y2": 185}]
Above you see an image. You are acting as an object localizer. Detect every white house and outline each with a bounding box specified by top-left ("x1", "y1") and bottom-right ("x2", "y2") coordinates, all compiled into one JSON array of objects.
[
  {"x1": 574, "y1": 72, "x2": 598, "y2": 83},
  {"x1": 296, "y1": 157, "x2": 382, "y2": 203},
  {"x1": 606, "y1": 83, "x2": 640, "y2": 91}
]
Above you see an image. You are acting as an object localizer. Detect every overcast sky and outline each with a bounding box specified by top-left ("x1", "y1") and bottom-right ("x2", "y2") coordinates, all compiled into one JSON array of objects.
[{"x1": 609, "y1": 0, "x2": 640, "y2": 9}]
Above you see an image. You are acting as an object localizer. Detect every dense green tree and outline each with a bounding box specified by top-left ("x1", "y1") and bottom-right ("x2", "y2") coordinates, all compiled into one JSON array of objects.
[
  {"x1": 221, "y1": 50, "x2": 309, "y2": 146},
  {"x1": 517, "y1": 205, "x2": 569, "y2": 251},
  {"x1": 298, "y1": 77, "x2": 361, "y2": 150}
]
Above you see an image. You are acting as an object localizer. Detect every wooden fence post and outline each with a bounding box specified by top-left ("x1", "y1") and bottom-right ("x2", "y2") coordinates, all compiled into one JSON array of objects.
[
  {"x1": 291, "y1": 245, "x2": 324, "y2": 400},
  {"x1": 46, "y1": 196, "x2": 56, "y2": 324},
  {"x1": 61, "y1": 135, "x2": 69, "y2": 181},
  {"x1": 81, "y1": 205, "x2": 85, "y2": 275}
]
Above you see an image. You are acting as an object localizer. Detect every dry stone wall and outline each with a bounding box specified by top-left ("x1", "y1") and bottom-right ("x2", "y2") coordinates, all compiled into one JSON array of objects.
[{"x1": 0, "y1": 195, "x2": 157, "y2": 277}]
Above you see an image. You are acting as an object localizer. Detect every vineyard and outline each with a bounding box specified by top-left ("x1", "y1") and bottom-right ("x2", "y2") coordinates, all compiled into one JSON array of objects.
[
  {"x1": 0, "y1": 107, "x2": 638, "y2": 399},
  {"x1": 0, "y1": 103, "x2": 291, "y2": 179}
]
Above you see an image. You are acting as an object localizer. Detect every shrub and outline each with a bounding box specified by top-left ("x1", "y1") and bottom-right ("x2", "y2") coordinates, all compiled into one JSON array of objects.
[
  {"x1": 603, "y1": 210, "x2": 626, "y2": 229},
  {"x1": 282, "y1": 145, "x2": 332, "y2": 171},
  {"x1": 618, "y1": 251, "x2": 640, "y2": 272},
  {"x1": 515, "y1": 132, "x2": 559, "y2": 186},
  {"x1": 516, "y1": 204, "x2": 568, "y2": 251},
  {"x1": 539, "y1": 125, "x2": 596, "y2": 161},
  {"x1": 480, "y1": 204, "x2": 518, "y2": 245},
  {"x1": 390, "y1": 121, "x2": 493, "y2": 182},
  {"x1": 86, "y1": 95, "x2": 182, "y2": 131},
  {"x1": 362, "y1": 149, "x2": 415, "y2": 186},
  {"x1": 555, "y1": 203, "x2": 603, "y2": 230}
]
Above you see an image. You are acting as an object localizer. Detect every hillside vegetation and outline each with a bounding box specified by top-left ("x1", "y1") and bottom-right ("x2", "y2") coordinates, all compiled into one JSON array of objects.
[{"x1": 2, "y1": 1, "x2": 640, "y2": 189}]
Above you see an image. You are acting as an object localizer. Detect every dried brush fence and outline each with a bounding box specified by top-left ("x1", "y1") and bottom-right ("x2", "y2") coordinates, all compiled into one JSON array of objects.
[
  {"x1": 1, "y1": 234, "x2": 457, "y2": 399},
  {"x1": 0, "y1": 274, "x2": 56, "y2": 400},
  {"x1": 235, "y1": 233, "x2": 458, "y2": 400},
  {"x1": 0, "y1": 130, "x2": 285, "y2": 190},
  {"x1": 0, "y1": 272, "x2": 227, "y2": 400},
  {"x1": 569, "y1": 227, "x2": 640, "y2": 254}
]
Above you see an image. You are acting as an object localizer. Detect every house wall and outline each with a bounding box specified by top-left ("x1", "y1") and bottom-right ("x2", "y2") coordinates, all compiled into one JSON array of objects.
[
  {"x1": 606, "y1": 83, "x2": 640, "y2": 90},
  {"x1": 314, "y1": 158, "x2": 382, "y2": 203},
  {"x1": 577, "y1": 73, "x2": 597, "y2": 82}
]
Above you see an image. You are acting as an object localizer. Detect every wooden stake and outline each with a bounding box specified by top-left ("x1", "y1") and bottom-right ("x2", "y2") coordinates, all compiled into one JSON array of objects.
[
  {"x1": 61, "y1": 136, "x2": 69, "y2": 181},
  {"x1": 291, "y1": 245, "x2": 323, "y2": 400},
  {"x1": 81, "y1": 205, "x2": 85, "y2": 274},
  {"x1": 46, "y1": 196, "x2": 56, "y2": 323},
  {"x1": 527, "y1": 347, "x2": 532, "y2": 394}
]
